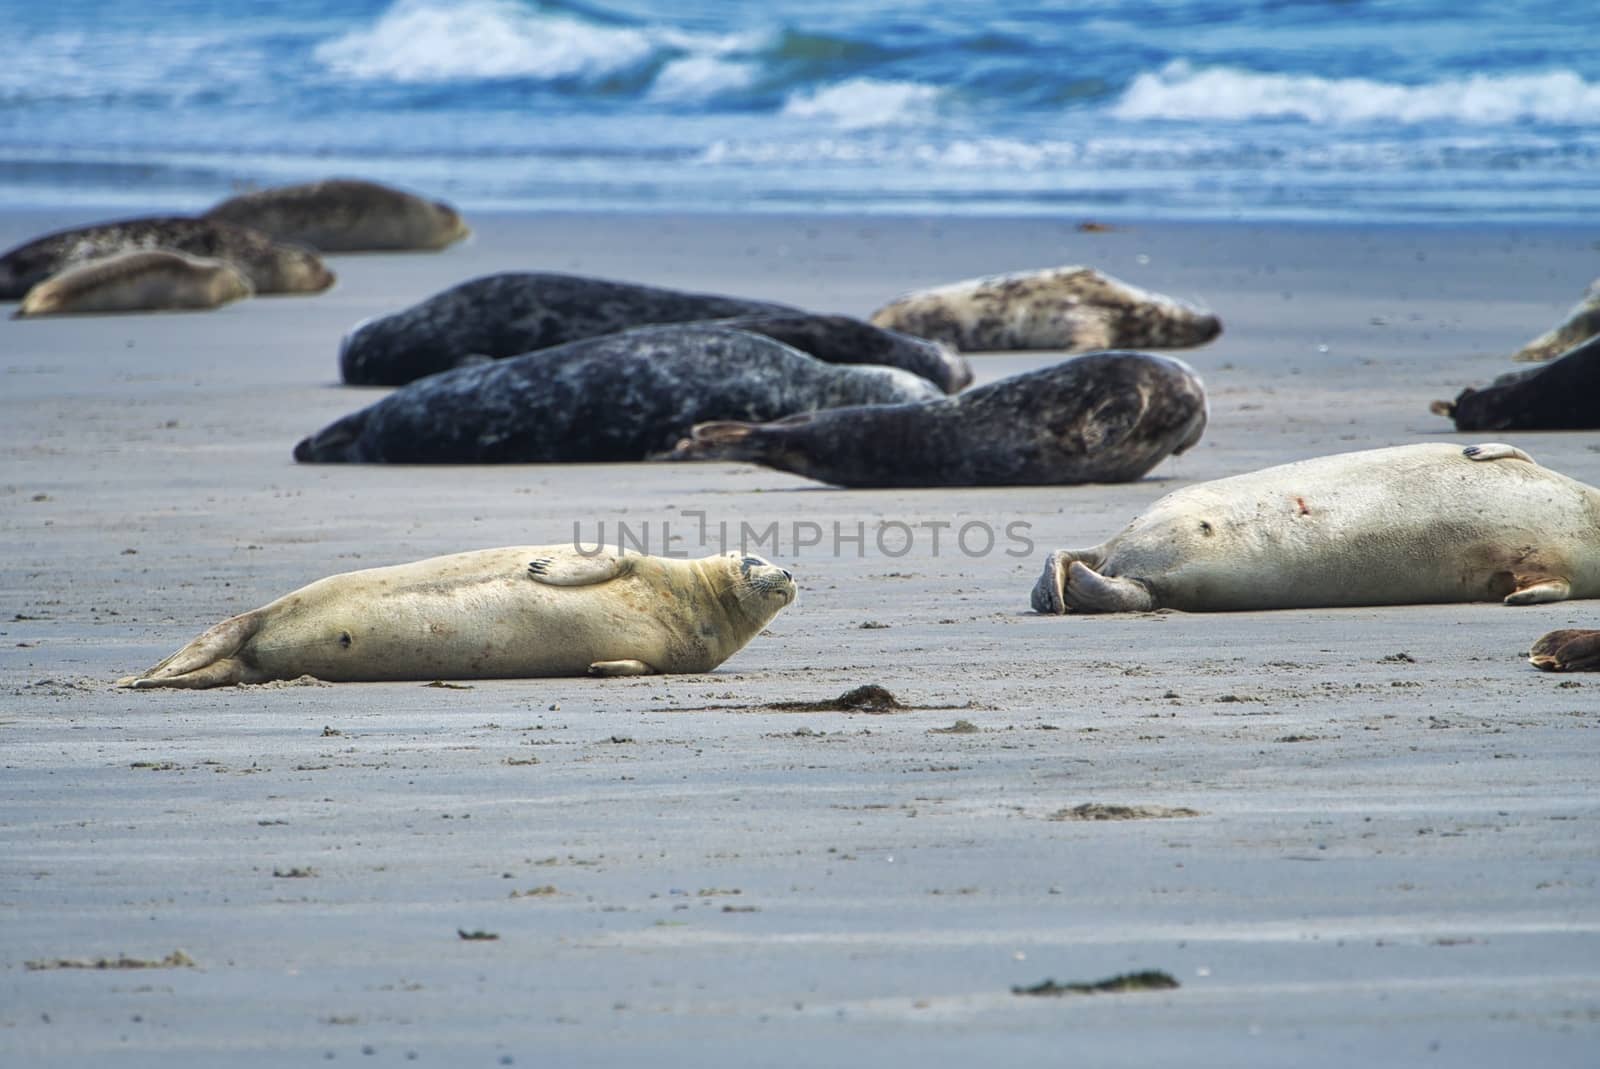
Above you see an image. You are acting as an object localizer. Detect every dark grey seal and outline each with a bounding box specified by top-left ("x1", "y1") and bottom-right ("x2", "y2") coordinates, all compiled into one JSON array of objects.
[
  {"x1": 0, "y1": 216, "x2": 333, "y2": 299},
  {"x1": 205, "y1": 178, "x2": 470, "y2": 252},
  {"x1": 1431, "y1": 333, "x2": 1600, "y2": 431},
  {"x1": 336, "y1": 272, "x2": 972, "y2": 392},
  {"x1": 295, "y1": 325, "x2": 942, "y2": 464},
  {"x1": 665, "y1": 351, "x2": 1208, "y2": 488}
]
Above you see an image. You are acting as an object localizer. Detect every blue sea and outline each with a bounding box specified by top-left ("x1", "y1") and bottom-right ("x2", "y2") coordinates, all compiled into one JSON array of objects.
[{"x1": 5, "y1": 0, "x2": 1598, "y2": 223}]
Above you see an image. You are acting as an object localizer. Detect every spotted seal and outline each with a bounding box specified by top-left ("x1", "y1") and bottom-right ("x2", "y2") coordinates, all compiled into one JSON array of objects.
[
  {"x1": 1032, "y1": 443, "x2": 1600, "y2": 614},
  {"x1": 868, "y1": 266, "x2": 1222, "y2": 352},
  {"x1": 0, "y1": 216, "x2": 333, "y2": 299},
  {"x1": 13, "y1": 249, "x2": 252, "y2": 317},
  {"x1": 204, "y1": 178, "x2": 470, "y2": 252},
  {"x1": 295, "y1": 324, "x2": 942, "y2": 464},
  {"x1": 1510, "y1": 278, "x2": 1600, "y2": 363},
  {"x1": 118, "y1": 547, "x2": 796, "y2": 687},
  {"x1": 664, "y1": 351, "x2": 1207, "y2": 488}
]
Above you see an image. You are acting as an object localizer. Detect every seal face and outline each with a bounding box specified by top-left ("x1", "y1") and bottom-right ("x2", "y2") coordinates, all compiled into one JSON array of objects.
[
  {"x1": 204, "y1": 178, "x2": 470, "y2": 252},
  {"x1": 1510, "y1": 277, "x2": 1600, "y2": 363},
  {"x1": 13, "y1": 250, "x2": 253, "y2": 317},
  {"x1": 868, "y1": 266, "x2": 1222, "y2": 352},
  {"x1": 1432, "y1": 333, "x2": 1600, "y2": 430},
  {"x1": 296, "y1": 324, "x2": 943, "y2": 464},
  {"x1": 1031, "y1": 443, "x2": 1600, "y2": 614},
  {"x1": 338, "y1": 271, "x2": 796, "y2": 386},
  {"x1": 664, "y1": 351, "x2": 1208, "y2": 488},
  {"x1": 0, "y1": 216, "x2": 333, "y2": 299},
  {"x1": 117, "y1": 547, "x2": 797, "y2": 688}
]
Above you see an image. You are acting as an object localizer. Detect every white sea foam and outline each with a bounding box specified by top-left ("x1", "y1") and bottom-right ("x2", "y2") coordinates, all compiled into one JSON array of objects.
[
  {"x1": 649, "y1": 56, "x2": 758, "y2": 104},
  {"x1": 1112, "y1": 61, "x2": 1600, "y2": 126},
  {"x1": 312, "y1": 0, "x2": 656, "y2": 83},
  {"x1": 780, "y1": 79, "x2": 940, "y2": 129}
]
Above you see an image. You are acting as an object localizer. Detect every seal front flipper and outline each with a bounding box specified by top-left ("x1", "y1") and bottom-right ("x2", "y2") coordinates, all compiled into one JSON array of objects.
[
  {"x1": 1529, "y1": 629, "x2": 1600, "y2": 671},
  {"x1": 1463, "y1": 443, "x2": 1535, "y2": 463},
  {"x1": 587, "y1": 659, "x2": 656, "y2": 676},
  {"x1": 1064, "y1": 561, "x2": 1155, "y2": 613},
  {"x1": 526, "y1": 552, "x2": 630, "y2": 587},
  {"x1": 117, "y1": 610, "x2": 267, "y2": 689}
]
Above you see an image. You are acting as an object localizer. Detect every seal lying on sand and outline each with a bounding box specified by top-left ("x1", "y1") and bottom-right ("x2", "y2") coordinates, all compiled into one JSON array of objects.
[
  {"x1": 14, "y1": 250, "x2": 253, "y2": 317},
  {"x1": 868, "y1": 266, "x2": 1222, "y2": 352},
  {"x1": 336, "y1": 272, "x2": 968, "y2": 391},
  {"x1": 338, "y1": 271, "x2": 794, "y2": 385},
  {"x1": 1031, "y1": 443, "x2": 1600, "y2": 614},
  {"x1": 1431, "y1": 334, "x2": 1600, "y2": 430},
  {"x1": 296, "y1": 324, "x2": 942, "y2": 464},
  {"x1": 118, "y1": 547, "x2": 796, "y2": 688},
  {"x1": 1529, "y1": 629, "x2": 1600, "y2": 672},
  {"x1": 664, "y1": 351, "x2": 1207, "y2": 488},
  {"x1": 1510, "y1": 278, "x2": 1600, "y2": 363},
  {"x1": 205, "y1": 178, "x2": 470, "y2": 252},
  {"x1": 0, "y1": 216, "x2": 332, "y2": 299}
]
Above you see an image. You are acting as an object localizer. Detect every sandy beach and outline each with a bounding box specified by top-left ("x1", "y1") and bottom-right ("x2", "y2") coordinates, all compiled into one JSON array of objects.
[{"x1": 3, "y1": 208, "x2": 1598, "y2": 1066}]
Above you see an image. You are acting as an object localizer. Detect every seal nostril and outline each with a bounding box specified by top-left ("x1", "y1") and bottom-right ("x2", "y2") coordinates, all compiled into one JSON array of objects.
[
  {"x1": 781, "y1": 569, "x2": 793, "y2": 581},
  {"x1": 338, "y1": 631, "x2": 352, "y2": 649}
]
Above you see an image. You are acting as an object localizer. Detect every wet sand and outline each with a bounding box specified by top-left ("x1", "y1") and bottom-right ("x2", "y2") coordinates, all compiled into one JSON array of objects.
[{"x1": 2, "y1": 208, "x2": 1598, "y2": 1066}]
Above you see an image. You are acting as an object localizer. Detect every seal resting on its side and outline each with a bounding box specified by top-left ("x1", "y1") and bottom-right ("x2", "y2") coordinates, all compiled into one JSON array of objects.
[
  {"x1": 1510, "y1": 278, "x2": 1600, "y2": 363},
  {"x1": 1431, "y1": 333, "x2": 1600, "y2": 430},
  {"x1": 13, "y1": 250, "x2": 253, "y2": 317},
  {"x1": 205, "y1": 178, "x2": 470, "y2": 252},
  {"x1": 1529, "y1": 629, "x2": 1600, "y2": 672},
  {"x1": 295, "y1": 324, "x2": 941, "y2": 464},
  {"x1": 868, "y1": 266, "x2": 1222, "y2": 352},
  {"x1": 1032, "y1": 443, "x2": 1600, "y2": 614},
  {"x1": 118, "y1": 547, "x2": 797, "y2": 688},
  {"x1": 664, "y1": 351, "x2": 1207, "y2": 488},
  {"x1": 0, "y1": 216, "x2": 333, "y2": 299},
  {"x1": 336, "y1": 272, "x2": 969, "y2": 391}
]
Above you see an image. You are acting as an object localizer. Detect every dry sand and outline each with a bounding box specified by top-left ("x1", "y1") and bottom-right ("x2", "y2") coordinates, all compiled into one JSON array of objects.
[{"x1": 2, "y1": 208, "x2": 1598, "y2": 1066}]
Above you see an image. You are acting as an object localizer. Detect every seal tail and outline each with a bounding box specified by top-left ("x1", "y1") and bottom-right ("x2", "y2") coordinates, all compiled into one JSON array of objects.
[{"x1": 117, "y1": 611, "x2": 266, "y2": 689}]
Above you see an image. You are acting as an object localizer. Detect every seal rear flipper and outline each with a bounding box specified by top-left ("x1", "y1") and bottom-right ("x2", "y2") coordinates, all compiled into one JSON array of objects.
[
  {"x1": 1504, "y1": 576, "x2": 1570, "y2": 605},
  {"x1": 1064, "y1": 561, "x2": 1155, "y2": 613},
  {"x1": 293, "y1": 412, "x2": 366, "y2": 463},
  {"x1": 658, "y1": 421, "x2": 768, "y2": 463},
  {"x1": 118, "y1": 611, "x2": 266, "y2": 689},
  {"x1": 1529, "y1": 628, "x2": 1600, "y2": 671},
  {"x1": 587, "y1": 659, "x2": 656, "y2": 677}
]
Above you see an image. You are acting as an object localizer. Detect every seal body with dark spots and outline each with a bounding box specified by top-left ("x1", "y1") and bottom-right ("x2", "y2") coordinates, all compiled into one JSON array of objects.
[
  {"x1": 665, "y1": 351, "x2": 1208, "y2": 488},
  {"x1": 117, "y1": 547, "x2": 797, "y2": 688},
  {"x1": 14, "y1": 250, "x2": 252, "y2": 317},
  {"x1": 338, "y1": 271, "x2": 795, "y2": 386},
  {"x1": 205, "y1": 178, "x2": 470, "y2": 252},
  {"x1": 1510, "y1": 277, "x2": 1600, "y2": 363},
  {"x1": 296, "y1": 324, "x2": 942, "y2": 464},
  {"x1": 1431, "y1": 333, "x2": 1600, "y2": 430},
  {"x1": 1032, "y1": 443, "x2": 1600, "y2": 614},
  {"x1": 0, "y1": 216, "x2": 333, "y2": 299},
  {"x1": 869, "y1": 266, "x2": 1222, "y2": 352}
]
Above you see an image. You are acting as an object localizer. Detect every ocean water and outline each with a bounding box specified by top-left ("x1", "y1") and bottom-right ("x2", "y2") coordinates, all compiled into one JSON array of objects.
[{"x1": 4, "y1": 0, "x2": 1598, "y2": 223}]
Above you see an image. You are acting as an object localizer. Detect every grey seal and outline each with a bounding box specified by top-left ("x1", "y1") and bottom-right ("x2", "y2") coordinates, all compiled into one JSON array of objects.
[
  {"x1": 1510, "y1": 278, "x2": 1600, "y2": 363},
  {"x1": 118, "y1": 547, "x2": 796, "y2": 688},
  {"x1": 205, "y1": 178, "x2": 470, "y2": 252},
  {"x1": 1431, "y1": 333, "x2": 1600, "y2": 430},
  {"x1": 1032, "y1": 443, "x2": 1600, "y2": 614},
  {"x1": 336, "y1": 272, "x2": 970, "y2": 391},
  {"x1": 295, "y1": 324, "x2": 942, "y2": 464},
  {"x1": 869, "y1": 266, "x2": 1222, "y2": 352},
  {"x1": 665, "y1": 351, "x2": 1208, "y2": 488},
  {"x1": 14, "y1": 250, "x2": 252, "y2": 317},
  {"x1": 0, "y1": 216, "x2": 333, "y2": 299},
  {"x1": 1529, "y1": 629, "x2": 1600, "y2": 672}
]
